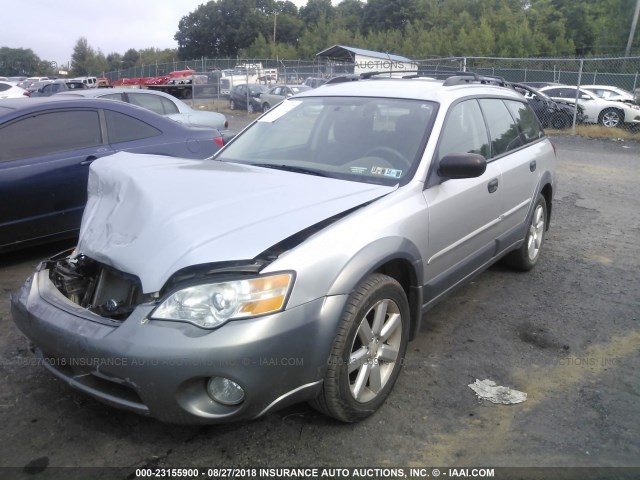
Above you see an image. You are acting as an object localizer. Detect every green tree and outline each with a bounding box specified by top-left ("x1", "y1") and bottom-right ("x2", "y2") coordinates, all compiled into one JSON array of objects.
[
  {"x1": 335, "y1": 0, "x2": 365, "y2": 34},
  {"x1": 70, "y1": 37, "x2": 96, "y2": 76},
  {"x1": 106, "y1": 52, "x2": 123, "y2": 72},
  {"x1": 0, "y1": 47, "x2": 46, "y2": 76},
  {"x1": 300, "y1": 0, "x2": 335, "y2": 27},
  {"x1": 122, "y1": 48, "x2": 140, "y2": 69},
  {"x1": 362, "y1": 0, "x2": 417, "y2": 33},
  {"x1": 175, "y1": 0, "x2": 266, "y2": 59}
]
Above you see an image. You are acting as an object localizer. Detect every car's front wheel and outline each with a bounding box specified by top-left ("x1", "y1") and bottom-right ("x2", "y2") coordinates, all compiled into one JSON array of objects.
[
  {"x1": 262, "y1": 102, "x2": 270, "y2": 112},
  {"x1": 311, "y1": 273, "x2": 409, "y2": 423},
  {"x1": 505, "y1": 194, "x2": 547, "y2": 271},
  {"x1": 599, "y1": 108, "x2": 623, "y2": 128}
]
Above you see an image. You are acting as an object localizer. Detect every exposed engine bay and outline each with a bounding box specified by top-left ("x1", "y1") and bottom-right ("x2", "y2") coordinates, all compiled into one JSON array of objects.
[{"x1": 48, "y1": 252, "x2": 153, "y2": 320}]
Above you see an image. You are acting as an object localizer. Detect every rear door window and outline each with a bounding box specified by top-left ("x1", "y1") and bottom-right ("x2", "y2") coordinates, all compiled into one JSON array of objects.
[
  {"x1": 504, "y1": 100, "x2": 544, "y2": 144},
  {"x1": 478, "y1": 99, "x2": 523, "y2": 157}
]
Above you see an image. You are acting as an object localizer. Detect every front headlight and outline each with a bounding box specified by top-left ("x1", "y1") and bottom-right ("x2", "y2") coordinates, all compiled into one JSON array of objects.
[{"x1": 150, "y1": 273, "x2": 294, "y2": 329}]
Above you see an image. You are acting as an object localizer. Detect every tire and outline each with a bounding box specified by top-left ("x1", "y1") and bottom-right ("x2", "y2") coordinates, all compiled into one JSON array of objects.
[
  {"x1": 505, "y1": 194, "x2": 547, "y2": 271},
  {"x1": 229, "y1": 100, "x2": 235, "y2": 110},
  {"x1": 310, "y1": 273, "x2": 410, "y2": 423},
  {"x1": 599, "y1": 108, "x2": 622, "y2": 128},
  {"x1": 262, "y1": 102, "x2": 270, "y2": 112},
  {"x1": 549, "y1": 112, "x2": 570, "y2": 129},
  {"x1": 182, "y1": 89, "x2": 192, "y2": 99}
]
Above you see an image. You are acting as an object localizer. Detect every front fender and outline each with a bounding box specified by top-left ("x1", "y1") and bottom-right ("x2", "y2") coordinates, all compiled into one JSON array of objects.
[{"x1": 327, "y1": 236, "x2": 424, "y2": 340}]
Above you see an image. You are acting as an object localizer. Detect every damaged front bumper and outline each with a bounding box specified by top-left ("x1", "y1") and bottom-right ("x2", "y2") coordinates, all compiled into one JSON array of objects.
[{"x1": 11, "y1": 262, "x2": 347, "y2": 424}]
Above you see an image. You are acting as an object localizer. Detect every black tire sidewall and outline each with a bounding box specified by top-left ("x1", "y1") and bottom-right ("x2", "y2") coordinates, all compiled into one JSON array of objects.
[
  {"x1": 329, "y1": 275, "x2": 410, "y2": 421},
  {"x1": 521, "y1": 194, "x2": 547, "y2": 269}
]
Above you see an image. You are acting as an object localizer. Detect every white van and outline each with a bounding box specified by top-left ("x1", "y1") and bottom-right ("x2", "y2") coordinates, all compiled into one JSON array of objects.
[{"x1": 72, "y1": 76, "x2": 97, "y2": 88}]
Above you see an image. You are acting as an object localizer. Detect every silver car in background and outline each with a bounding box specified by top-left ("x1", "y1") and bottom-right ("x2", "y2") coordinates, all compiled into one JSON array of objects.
[
  {"x1": 57, "y1": 87, "x2": 228, "y2": 132},
  {"x1": 12, "y1": 73, "x2": 556, "y2": 424}
]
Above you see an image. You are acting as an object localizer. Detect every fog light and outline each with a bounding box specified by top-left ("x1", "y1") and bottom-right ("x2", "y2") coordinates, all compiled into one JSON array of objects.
[{"x1": 207, "y1": 377, "x2": 245, "y2": 405}]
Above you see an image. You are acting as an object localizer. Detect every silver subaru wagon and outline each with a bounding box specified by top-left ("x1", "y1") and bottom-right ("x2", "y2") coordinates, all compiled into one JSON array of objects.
[{"x1": 12, "y1": 73, "x2": 556, "y2": 424}]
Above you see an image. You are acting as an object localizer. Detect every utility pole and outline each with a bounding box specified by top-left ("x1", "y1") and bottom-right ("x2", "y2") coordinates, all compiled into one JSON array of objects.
[
  {"x1": 273, "y1": 13, "x2": 277, "y2": 43},
  {"x1": 626, "y1": 0, "x2": 640, "y2": 56}
]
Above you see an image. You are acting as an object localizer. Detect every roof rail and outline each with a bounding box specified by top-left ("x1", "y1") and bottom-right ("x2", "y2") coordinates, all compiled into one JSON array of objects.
[
  {"x1": 325, "y1": 70, "x2": 507, "y2": 87},
  {"x1": 324, "y1": 75, "x2": 361, "y2": 84}
]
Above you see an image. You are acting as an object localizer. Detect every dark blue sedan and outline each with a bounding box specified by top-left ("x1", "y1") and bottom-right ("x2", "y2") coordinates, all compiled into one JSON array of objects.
[{"x1": 0, "y1": 97, "x2": 224, "y2": 252}]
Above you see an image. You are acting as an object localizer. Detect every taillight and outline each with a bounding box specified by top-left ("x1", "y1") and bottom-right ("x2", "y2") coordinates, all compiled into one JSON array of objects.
[
  {"x1": 214, "y1": 137, "x2": 224, "y2": 148},
  {"x1": 23, "y1": 91, "x2": 31, "y2": 97}
]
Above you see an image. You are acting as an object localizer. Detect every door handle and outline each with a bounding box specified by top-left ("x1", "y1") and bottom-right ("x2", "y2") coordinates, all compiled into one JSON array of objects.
[
  {"x1": 487, "y1": 178, "x2": 499, "y2": 193},
  {"x1": 529, "y1": 160, "x2": 537, "y2": 172},
  {"x1": 80, "y1": 156, "x2": 98, "y2": 166}
]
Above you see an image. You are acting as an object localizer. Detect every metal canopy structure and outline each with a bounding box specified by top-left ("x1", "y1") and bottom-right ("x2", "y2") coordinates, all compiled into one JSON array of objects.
[
  {"x1": 316, "y1": 45, "x2": 418, "y2": 76},
  {"x1": 316, "y1": 45, "x2": 413, "y2": 64}
]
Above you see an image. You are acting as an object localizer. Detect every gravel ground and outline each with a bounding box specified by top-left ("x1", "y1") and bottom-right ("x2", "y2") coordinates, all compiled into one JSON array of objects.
[{"x1": 0, "y1": 128, "x2": 638, "y2": 478}]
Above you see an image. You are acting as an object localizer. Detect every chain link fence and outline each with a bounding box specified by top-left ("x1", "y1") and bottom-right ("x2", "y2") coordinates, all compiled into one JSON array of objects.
[
  {"x1": 105, "y1": 55, "x2": 640, "y2": 130},
  {"x1": 106, "y1": 55, "x2": 640, "y2": 94},
  {"x1": 414, "y1": 56, "x2": 640, "y2": 93}
]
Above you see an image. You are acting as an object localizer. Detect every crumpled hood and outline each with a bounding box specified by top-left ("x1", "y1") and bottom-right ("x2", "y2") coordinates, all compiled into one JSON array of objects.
[{"x1": 77, "y1": 152, "x2": 395, "y2": 293}]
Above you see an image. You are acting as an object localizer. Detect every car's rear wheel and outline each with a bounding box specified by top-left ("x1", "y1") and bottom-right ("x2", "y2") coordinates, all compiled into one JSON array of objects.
[
  {"x1": 505, "y1": 194, "x2": 547, "y2": 271},
  {"x1": 311, "y1": 273, "x2": 409, "y2": 423},
  {"x1": 599, "y1": 108, "x2": 623, "y2": 128},
  {"x1": 182, "y1": 89, "x2": 192, "y2": 99}
]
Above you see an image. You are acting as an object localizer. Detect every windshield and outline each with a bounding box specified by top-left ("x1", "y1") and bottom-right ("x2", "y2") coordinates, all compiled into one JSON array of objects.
[{"x1": 217, "y1": 96, "x2": 436, "y2": 186}]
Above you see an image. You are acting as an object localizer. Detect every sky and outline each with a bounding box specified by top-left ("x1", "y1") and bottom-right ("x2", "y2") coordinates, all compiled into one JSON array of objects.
[{"x1": 0, "y1": 0, "x2": 326, "y2": 66}]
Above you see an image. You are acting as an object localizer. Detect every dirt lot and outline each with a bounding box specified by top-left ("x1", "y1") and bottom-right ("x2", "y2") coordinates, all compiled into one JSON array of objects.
[{"x1": 0, "y1": 130, "x2": 638, "y2": 478}]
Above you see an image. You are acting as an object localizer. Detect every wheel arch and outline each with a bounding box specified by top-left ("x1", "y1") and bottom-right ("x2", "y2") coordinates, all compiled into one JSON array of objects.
[
  {"x1": 540, "y1": 178, "x2": 553, "y2": 230},
  {"x1": 326, "y1": 237, "x2": 424, "y2": 341}
]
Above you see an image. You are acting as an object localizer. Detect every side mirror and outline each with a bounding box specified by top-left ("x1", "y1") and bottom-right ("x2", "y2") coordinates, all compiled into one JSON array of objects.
[{"x1": 438, "y1": 153, "x2": 487, "y2": 179}]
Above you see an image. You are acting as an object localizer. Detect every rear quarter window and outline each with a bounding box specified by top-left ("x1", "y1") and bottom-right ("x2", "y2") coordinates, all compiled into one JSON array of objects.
[
  {"x1": 128, "y1": 93, "x2": 179, "y2": 115},
  {"x1": 104, "y1": 110, "x2": 161, "y2": 144}
]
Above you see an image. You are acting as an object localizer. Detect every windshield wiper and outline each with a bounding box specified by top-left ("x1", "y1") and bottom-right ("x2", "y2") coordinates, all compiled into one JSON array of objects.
[{"x1": 251, "y1": 163, "x2": 329, "y2": 177}]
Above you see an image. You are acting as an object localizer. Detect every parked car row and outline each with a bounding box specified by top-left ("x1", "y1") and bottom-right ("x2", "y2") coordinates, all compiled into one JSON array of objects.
[
  {"x1": 259, "y1": 84, "x2": 311, "y2": 111},
  {"x1": 539, "y1": 84, "x2": 640, "y2": 128}
]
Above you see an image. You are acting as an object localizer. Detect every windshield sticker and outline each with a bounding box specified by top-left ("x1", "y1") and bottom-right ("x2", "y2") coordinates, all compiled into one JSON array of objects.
[
  {"x1": 259, "y1": 100, "x2": 302, "y2": 123},
  {"x1": 371, "y1": 166, "x2": 402, "y2": 178},
  {"x1": 349, "y1": 166, "x2": 368, "y2": 174}
]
